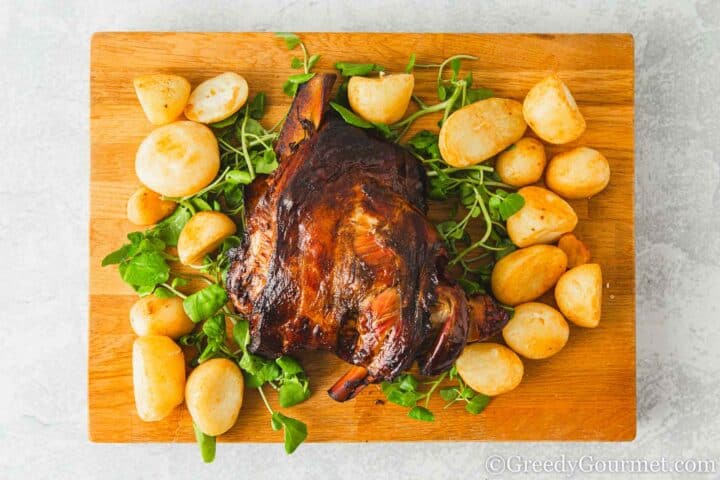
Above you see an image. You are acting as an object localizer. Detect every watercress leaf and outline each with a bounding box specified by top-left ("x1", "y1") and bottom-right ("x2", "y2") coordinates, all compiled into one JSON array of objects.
[
  {"x1": 459, "y1": 386, "x2": 474, "y2": 400},
  {"x1": 437, "y1": 84, "x2": 447, "y2": 101},
  {"x1": 450, "y1": 57, "x2": 461, "y2": 77},
  {"x1": 439, "y1": 387, "x2": 459, "y2": 401},
  {"x1": 198, "y1": 343, "x2": 219, "y2": 363},
  {"x1": 153, "y1": 286, "x2": 175, "y2": 299},
  {"x1": 387, "y1": 389, "x2": 422, "y2": 408},
  {"x1": 134, "y1": 284, "x2": 155, "y2": 296},
  {"x1": 467, "y1": 87, "x2": 494, "y2": 104},
  {"x1": 255, "y1": 149, "x2": 279, "y2": 174},
  {"x1": 248, "y1": 92, "x2": 266, "y2": 119},
  {"x1": 210, "y1": 111, "x2": 239, "y2": 128},
  {"x1": 183, "y1": 285, "x2": 228, "y2": 323},
  {"x1": 334, "y1": 62, "x2": 384, "y2": 77},
  {"x1": 274, "y1": 412, "x2": 308, "y2": 454},
  {"x1": 448, "y1": 365, "x2": 458, "y2": 380},
  {"x1": 240, "y1": 117, "x2": 266, "y2": 138},
  {"x1": 288, "y1": 72, "x2": 315, "y2": 84},
  {"x1": 458, "y1": 278, "x2": 486, "y2": 296},
  {"x1": 121, "y1": 251, "x2": 169, "y2": 287},
  {"x1": 276, "y1": 32, "x2": 300, "y2": 50},
  {"x1": 271, "y1": 412, "x2": 283, "y2": 431},
  {"x1": 171, "y1": 277, "x2": 189, "y2": 289},
  {"x1": 408, "y1": 130, "x2": 438, "y2": 153},
  {"x1": 372, "y1": 122, "x2": 394, "y2": 139},
  {"x1": 193, "y1": 422, "x2": 216, "y2": 463},
  {"x1": 275, "y1": 356, "x2": 304, "y2": 376},
  {"x1": 405, "y1": 53, "x2": 416, "y2": 73},
  {"x1": 290, "y1": 56, "x2": 303, "y2": 69},
  {"x1": 192, "y1": 197, "x2": 213, "y2": 212},
  {"x1": 498, "y1": 192, "x2": 525, "y2": 220},
  {"x1": 396, "y1": 374, "x2": 419, "y2": 392},
  {"x1": 279, "y1": 380, "x2": 310, "y2": 408},
  {"x1": 381, "y1": 381, "x2": 397, "y2": 396},
  {"x1": 101, "y1": 244, "x2": 131, "y2": 266},
  {"x1": 283, "y1": 80, "x2": 299, "y2": 97},
  {"x1": 408, "y1": 405, "x2": 434, "y2": 422},
  {"x1": 329, "y1": 102, "x2": 373, "y2": 128},
  {"x1": 226, "y1": 169, "x2": 254, "y2": 185},
  {"x1": 307, "y1": 53, "x2": 321, "y2": 70},
  {"x1": 465, "y1": 393, "x2": 491, "y2": 414},
  {"x1": 153, "y1": 206, "x2": 191, "y2": 246},
  {"x1": 233, "y1": 320, "x2": 251, "y2": 351},
  {"x1": 202, "y1": 314, "x2": 226, "y2": 343}
]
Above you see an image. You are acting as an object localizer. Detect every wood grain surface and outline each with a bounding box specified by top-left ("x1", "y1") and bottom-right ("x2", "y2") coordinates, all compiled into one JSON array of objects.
[{"x1": 89, "y1": 32, "x2": 635, "y2": 443}]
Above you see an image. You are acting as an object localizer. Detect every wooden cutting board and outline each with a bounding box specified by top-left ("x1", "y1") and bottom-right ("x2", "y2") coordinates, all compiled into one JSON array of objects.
[{"x1": 89, "y1": 33, "x2": 635, "y2": 442}]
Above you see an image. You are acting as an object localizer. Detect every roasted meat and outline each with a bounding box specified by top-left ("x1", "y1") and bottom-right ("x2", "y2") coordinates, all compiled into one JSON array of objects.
[{"x1": 226, "y1": 74, "x2": 509, "y2": 401}]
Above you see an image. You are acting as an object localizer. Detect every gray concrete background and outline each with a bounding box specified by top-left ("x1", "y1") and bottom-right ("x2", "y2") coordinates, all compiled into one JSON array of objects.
[{"x1": 1, "y1": 0, "x2": 718, "y2": 478}]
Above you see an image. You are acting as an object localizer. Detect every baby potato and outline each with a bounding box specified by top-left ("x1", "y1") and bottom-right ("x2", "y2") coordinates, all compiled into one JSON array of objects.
[
  {"x1": 456, "y1": 343, "x2": 524, "y2": 396},
  {"x1": 502, "y1": 303, "x2": 569, "y2": 359},
  {"x1": 523, "y1": 74, "x2": 586, "y2": 144},
  {"x1": 132, "y1": 336, "x2": 185, "y2": 422},
  {"x1": 491, "y1": 245, "x2": 568, "y2": 306},
  {"x1": 348, "y1": 73, "x2": 414, "y2": 124},
  {"x1": 135, "y1": 121, "x2": 220, "y2": 197},
  {"x1": 495, "y1": 137, "x2": 546, "y2": 187},
  {"x1": 555, "y1": 263, "x2": 603, "y2": 328},
  {"x1": 439, "y1": 97, "x2": 527, "y2": 168},
  {"x1": 185, "y1": 72, "x2": 249, "y2": 124},
  {"x1": 507, "y1": 186, "x2": 578, "y2": 248},
  {"x1": 545, "y1": 147, "x2": 611, "y2": 199},
  {"x1": 186, "y1": 358, "x2": 244, "y2": 436},
  {"x1": 130, "y1": 294, "x2": 195, "y2": 339},
  {"x1": 133, "y1": 74, "x2": 191, "y2": 125},
  {"x1": 126, "y1": 186, "x2": 177, "y2": 226},
  {"x1": 557, "y1": 233, "x2": 591, "y2": 268},
  {"x1": 177, "y1": 211, "x2": 237, "y2": 266}
]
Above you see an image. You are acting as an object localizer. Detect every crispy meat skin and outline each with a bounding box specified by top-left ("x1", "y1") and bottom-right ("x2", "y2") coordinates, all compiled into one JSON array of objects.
[{"x1": 227, "y1": 74, "x2": 508, "y2": 400}]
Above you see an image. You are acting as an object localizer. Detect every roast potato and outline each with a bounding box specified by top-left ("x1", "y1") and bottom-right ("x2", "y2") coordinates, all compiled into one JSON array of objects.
[
  {"x1": 555, "y1": 263, "x2": 603, "y2": 328},
  {"x1": 494, "y1": 137, "x2": 546, "y2": 187},
  {"x1": 502, "y1": 302, "x2": 569, "y2": 359},
  {"x1": 456, "y1": 343, "x2": 524, "y2": 396},
  {"x1": 185, "y1": 358, "x2": 244, "y2": 436},
  {"x1": 491, "y1": 245, "x2": 568, "y2": 306},
  {"x1": 557, "y1": 233, "x2": 591, "y2": 268},
  {"x1": 185, "y1": 72, "x2": 249, "y2": 124},
  {"x1": 130, "y1": 295, "x2": 195, "y2": 339},
  {"x1": 507, "y1": 186, "x2": 578, "y2": 247},
  {"x1": 545, "y1": 147, "x2": 611, "y2": 199},
  {"x1": 126, "y1": 186, "x2": 177, "y2": 226},
  {"x1": 439, "y1": 98, "x2": 527, "y2": 168},
  {"x1": 523, "y1": 74, "x2": 586, "y2": 144},
  {"x1": 133, "y1": 74, "x2": 191, "y2": 125},
  {"x1": 177, "y1": 211, "x2": 237, "y2": 266},
  {"x1": 348, "y1": 73, "x2": 414, "y2": 124},
  {"x1": 132, "y1": 335, "x2": 185, "y2": 421},
  {"x1": 135, "y1": 121, "x2": 220, "y2": 197}
]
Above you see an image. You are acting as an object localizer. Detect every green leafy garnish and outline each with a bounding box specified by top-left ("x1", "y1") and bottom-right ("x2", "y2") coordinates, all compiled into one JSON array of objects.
[
  {"x1": 405, "y1": 53, "x2": 416, "y2": 73},
  {"x1": 334, "y1": 61, "x2": 385, "y2": 77},
  {"x1": 193, "y1": 422, "x2": 216, "y2": 463},
  {"x1": 183, "y1": 285, "x2": 228, "y2": 323},
  {"x1": 277, "y1": 32, "x2": 320, "y2": 97},
  {"x1": 271, "y1": 412, "x2": 308, "y2": 454},
  {"x1": 329, "y1": 102, "x2": 373, "y2": 128}
]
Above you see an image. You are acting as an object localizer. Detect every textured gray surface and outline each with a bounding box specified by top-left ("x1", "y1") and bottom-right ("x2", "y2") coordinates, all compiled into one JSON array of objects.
[{"x1": 1, "y1": 0, "x2": 719, "y2": 478}]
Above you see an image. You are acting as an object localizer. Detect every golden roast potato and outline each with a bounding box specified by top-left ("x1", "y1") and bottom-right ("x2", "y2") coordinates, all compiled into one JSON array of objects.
[
  {"x1": 456, "y1": 343, "x2": 524, "y2": 396},
  {"x1": 557, "y1": 233, "x2": 591, "y2": 269},
  {"x1": 502, "y1": 302, "x2": 569, "y2": 359},
  {"x1": 507, "y1": 186, "x2": 578, "y2": 247},
  {"x1": 185, "y1": 358, "x2": 244, "y2": 436},
  {"x1": 348, "y1": 73, "x2": 414, "y2": 124},
  {"x1": 494, "y1": 137, "x2": 546, "y2": 187},
  {"x1": 555, "y1": 263, "x2": 603, "y2": 328},
  {"x1": 133, "y1": 74, "x2": 191, "y2": 125},
  {"x1": 126, "y1": 186, "x2": 176, "y2": 226},
  {"x1": 439, "y1": 97, "x2": 527, "y2": 168},
  {"x1": 177, "y1": 211, "x2": 237, "y2": 266},
  {"x1": 132, "y1": 335, "x2": 185, "y2": 422},
  {"x1": 130, "y1": 295, "x2": 195, "y2": 339},
  {"x1": 135, "y1": 121, "x2": 220, "y2": 197},
  {"x1": 545, "y1": 147, "x2": 611, "y2": 199},
  {"x1": 185, "y1": 72, "x2": 249, "y2": 124},
  {"x1": 523, "y1": 74, "x2": 586, "y2": 144},
  {"x1": 491, "y1": 244, "x2": 568, "y2": 306}
]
